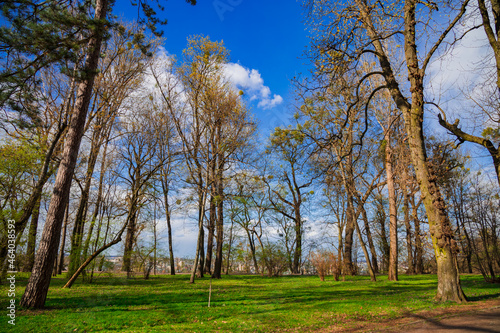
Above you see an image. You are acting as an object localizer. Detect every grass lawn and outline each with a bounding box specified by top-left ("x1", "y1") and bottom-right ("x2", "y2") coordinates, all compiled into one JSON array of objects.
[{"x1": 1, "y1": 273, "x2": 499, "y2": 332}]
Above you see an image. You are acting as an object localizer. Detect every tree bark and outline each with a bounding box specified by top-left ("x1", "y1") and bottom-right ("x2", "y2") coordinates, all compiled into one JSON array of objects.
[
  {"x1": 213, "y1": 163, "x2": 224, "y2": 279},
  {"x1": 205, "y1": 192, "x2": 216, "y2": 274},
  {"x1": 402, "y1": 182, "x2": 415, "y2": 275},
  {"x1": 354, "y1": 216, "x2": 376, "y2": 281},
  {"x1": 385, "y1": 130, "x2": 398, "y2": 281},
  {"x1": 23, "y1": 197, "x2": 41, "y2": 272},
  {"x1": 123, "y1": 207, "x2": 138, "y2": 278},
  {"x1": 162, "y1": 183, "x2": 176, "y2": 275},
  {"x1": 57, "y1": 205, "x2": 70, "y2": 275},
  {"x1": 411, "y1": 196, "x2": 424, "y2": 274},
  {"x1": 361, "y1": 205, "x2": 378, "y2": 273},
  {"x1": 20, "y1": 0, "x2": 109, "y2": 309},
  {"x1": 190, "y1": 188, "x2": 207, "y2": 283}
]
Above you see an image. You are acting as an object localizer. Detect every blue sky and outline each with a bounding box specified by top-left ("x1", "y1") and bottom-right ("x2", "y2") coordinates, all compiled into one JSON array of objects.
[{"x1": 118, "y1": 0, "x2": 310, "y2": 133}]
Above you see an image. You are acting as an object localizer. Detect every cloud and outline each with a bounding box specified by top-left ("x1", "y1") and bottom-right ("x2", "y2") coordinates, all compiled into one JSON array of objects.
[
  {"x1": 258, "y1": 94, "x2": 283, "y2": 109},
  {"x1": 223, "y1": 63, "x2": 283, "y2": 109}
]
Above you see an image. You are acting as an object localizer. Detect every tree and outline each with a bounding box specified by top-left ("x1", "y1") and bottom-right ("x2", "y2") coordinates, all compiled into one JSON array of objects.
[
  {"x1": 19, "y1": 0, "x2": 197, "y2": 309},
  {"x1": 152, "y1": 35, "x2": 255, "y2": 281},
  {"x1": 305, "y1": 0, "x2": 469, "y2": 302},
  {"x1": 66, "y1": 24, "x2": 158, "y2": 278},
  {"x1": 265, "y1": 127, "x2": 314, "y2": 274},
  {"x1": 20, "y1": 0, "x2": 111, "y2": 308}
]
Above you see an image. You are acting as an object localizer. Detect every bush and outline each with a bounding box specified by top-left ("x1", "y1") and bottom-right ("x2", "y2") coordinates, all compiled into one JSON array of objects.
[
  {"x1": 258, "y1": 243, "x2": 288, "y2": 277},
  {"x1": 310, "y1": 250, "x2": 339, "y2": 281}
]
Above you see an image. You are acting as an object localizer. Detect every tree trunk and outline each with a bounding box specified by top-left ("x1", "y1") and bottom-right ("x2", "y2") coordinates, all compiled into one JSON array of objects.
[
  {"x1": 376, "y1": 200, "x2": 390, "y2": 272},
  {"x1": 205, "y1": 192, "x2": 216, "y2": 274},
  {"x1": 24, "y1": 197, "x2": 41, "y2": 272},
  {"x1": 68, "y1": 128, "x2": 102, "y2": 277},
  {"x1": 343, "y1": 191, "x2": 355, "y2": 275},
  {"x1": 165, "y1": 198, "x2": 175, "y2": 275},
  {"x1": 190, "y1": 188, "x2": 207, "y2": 283},
  {"x1": 396, "y1": 0, "x2": 466, "y2": 303},
  {"x1": 354, "y1": 217, "x2": 376, "y2": 281},
  {"x1": 411, "y1": 196, "x2": 424, "y2": 274},
  {"x1": 403, "y1": 185, "x2": 415, "y2": 275},
  {"x1": 293, "y1": 204, "x2": 302, "y2": 274},
  {"x1": 160, "y1": 170, "x2": 176, "y2": 275},
  {"x1": 361, "y1": 205, "x2": 378, "y2": 273},
  {"x1": 225, "y1": 217, "x2": 234, "y2": 275},
  {"x1": 385, "y1": 130, "x2": 398, "y2": 281},
  {"x1": 213, "y1": 169, "x2": 224, "y2": 279},
  {"x1": 19, "y1": 0, "x2": 109, "y2": 309},
  {"x1": 197, "y1": 225, "x2": 205, "y2": 278},
  {"x1": 123, "y1": 207, "x2": 138, "y2": 278},
  {"x1": 57, "y1": 205, "x2": 70, "y2": 275}
]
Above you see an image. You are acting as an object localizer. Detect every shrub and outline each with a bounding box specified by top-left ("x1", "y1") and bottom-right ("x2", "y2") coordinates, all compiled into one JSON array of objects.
[
  {"x1": 258, "y1": 243, "x2": 288, "y2": 277},
  {"x1": 310, "y1": 250, "x2": 339, "y2": 281}
]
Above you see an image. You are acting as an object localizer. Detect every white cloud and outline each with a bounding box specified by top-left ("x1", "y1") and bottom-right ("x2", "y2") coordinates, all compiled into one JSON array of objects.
[
  {"x1": 223, "y1": 63, "x2": 283, "y2": 110},
  {"x1": 258, "y1": 94, "x2": 283, "y2": 109}
]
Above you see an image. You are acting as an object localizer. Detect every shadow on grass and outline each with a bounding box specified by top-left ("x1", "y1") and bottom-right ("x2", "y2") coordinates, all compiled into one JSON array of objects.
[{"x1": 467, "y1": 293, "x2": 500, "y2": 302}]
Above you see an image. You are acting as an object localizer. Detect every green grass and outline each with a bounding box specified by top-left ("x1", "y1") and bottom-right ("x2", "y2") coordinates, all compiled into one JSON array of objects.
[{"x1": 1, "y1": 273, "x2": 499, "y2": 332}]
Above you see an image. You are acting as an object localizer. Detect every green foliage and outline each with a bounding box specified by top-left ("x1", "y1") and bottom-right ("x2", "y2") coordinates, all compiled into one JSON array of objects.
[{"x1": 0, "y1": 139, "x2": 44, "y2": 221}]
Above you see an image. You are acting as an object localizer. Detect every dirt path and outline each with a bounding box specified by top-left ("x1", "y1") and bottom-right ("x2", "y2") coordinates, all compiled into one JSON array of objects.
[
  {"x1": 375, "y1": 306, "x2": 500, "y2": 332},
  {"x1": 365, "y1": 300, "x2": 500, "y2": 333},
  {"x1": 315, "y1": 299, "x2": 500, "y2": 332}
]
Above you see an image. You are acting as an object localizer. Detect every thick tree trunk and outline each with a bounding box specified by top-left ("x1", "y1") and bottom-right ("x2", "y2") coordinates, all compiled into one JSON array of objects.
[
  {"x1": 123, "y1": 208, "x2": 137, "y2": 278},
  {"x1": 405, "y1": 82, "x2": 466, "y2": 301},
  {"x1": 399, "y1": 0, "x2": 466, "y2": 303},
  {"x1": 353, "y1": 0, "x2": 467, "y2": 301},
  {"x1": 19, "y1": 0, "x2": 109, "y2": 309}
]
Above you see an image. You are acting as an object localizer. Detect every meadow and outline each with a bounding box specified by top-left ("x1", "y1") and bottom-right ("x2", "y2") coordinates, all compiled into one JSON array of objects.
[{"x1": 2, "y1": 273, "x2": 500, "y2": 332}]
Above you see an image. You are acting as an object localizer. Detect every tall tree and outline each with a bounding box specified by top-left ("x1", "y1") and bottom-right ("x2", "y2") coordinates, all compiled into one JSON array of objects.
[
  {"x1": 66, "y1": 24, "x2": 157, "y2": 278},
  {"x1": 305, "y1": 0, "x2": 468, "y2": 302},
  {"x1": 20, "y1": 0, "x2": 111, "y2": 308},
  {"x1": 19, "y1": 0, "x2": 197, "y2": 309},
  {"x1": 265, "y1": 127, "x2": 314, "y2": 274}
]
